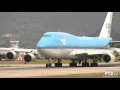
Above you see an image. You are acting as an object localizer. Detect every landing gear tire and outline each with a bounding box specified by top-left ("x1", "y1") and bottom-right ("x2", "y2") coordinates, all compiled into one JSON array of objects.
[
  {"x1": 82, "y1": 63, "x2": 89, "y2": 67},
  {"x1": 69, "y1": 63, "x2": 77, "y2": 67},
  {"x1": 90, "y1": 63, "x2": 98, "y2": 67},
  {"x1": 46, "y1": 63, "x2": 52, "y2": 67},
  {"x1": 55, "y1": 63, "x2": 62, "y2": 67}
]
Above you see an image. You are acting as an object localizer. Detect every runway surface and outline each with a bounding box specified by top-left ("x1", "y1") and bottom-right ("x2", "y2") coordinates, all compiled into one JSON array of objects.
[{"x1": 0, "y1": 62, "x2": 120, "y2": 78}]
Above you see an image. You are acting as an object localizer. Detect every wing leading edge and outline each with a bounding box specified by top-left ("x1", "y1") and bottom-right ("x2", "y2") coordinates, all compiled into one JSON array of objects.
[
  {"x1": 75, "y1": 49, "x2": 117, "y2": 57},
  {"x1": 0, "y1": 48, "x2": 38, "y2": 54}
]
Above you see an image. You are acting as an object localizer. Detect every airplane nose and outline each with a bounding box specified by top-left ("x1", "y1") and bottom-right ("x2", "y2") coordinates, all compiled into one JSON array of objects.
[
  {"x1": 37, "y1": 39, "x2": 47, "y2": 48},
  {"x1": 37, "y1": 38, "x2": 53, "y2": 48}
]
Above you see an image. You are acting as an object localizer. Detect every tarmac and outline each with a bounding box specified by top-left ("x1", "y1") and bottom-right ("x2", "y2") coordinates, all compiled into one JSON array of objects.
[{"x1": 0, "y1": 62, "x2": 120, "y2": 78}]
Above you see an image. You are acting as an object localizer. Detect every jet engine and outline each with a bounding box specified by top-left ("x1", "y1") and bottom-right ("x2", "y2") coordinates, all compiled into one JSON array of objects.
[
  {"x1": 102, "y1": 53, "x2": 115, "y2": 63},
  {"x1": 6, "y1": 51, "x2": 18, "y2": 60},
  {"x1": 24, "y1": 53, "x2": 36, "y2": 62}
]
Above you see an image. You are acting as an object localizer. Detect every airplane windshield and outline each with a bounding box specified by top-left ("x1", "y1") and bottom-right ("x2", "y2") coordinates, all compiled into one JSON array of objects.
[{"x1": 43, "y1": 35, "x2": 52, "y2": 37}]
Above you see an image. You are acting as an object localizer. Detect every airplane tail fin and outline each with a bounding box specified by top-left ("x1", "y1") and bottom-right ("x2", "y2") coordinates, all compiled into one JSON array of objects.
[{"x1": 99, "y1": 12, "x2": 113, "y2": 38}]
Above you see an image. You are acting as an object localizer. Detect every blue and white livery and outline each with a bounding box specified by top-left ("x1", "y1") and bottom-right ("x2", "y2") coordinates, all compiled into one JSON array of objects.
[{"x1": 26, "y1": 12, "x2": 120, "y2": 67}]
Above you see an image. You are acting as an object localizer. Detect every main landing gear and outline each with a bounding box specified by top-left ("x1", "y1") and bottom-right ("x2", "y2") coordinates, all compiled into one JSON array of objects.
[
  {"x1": 45, "y1": 57, "x2": 98, "y2": 67},
  {"x1": 69, "y1": 60, "x2": 77, "y2": 67},
  {"x1": 46, "y1": 58, "x2": 62, "y2": 67},
  {"x1": 90, "y1": 56, "x2": 98, "y2": 67},
  {"x1": 82, "y1": 59, "x2": 89, "y2": 67}
]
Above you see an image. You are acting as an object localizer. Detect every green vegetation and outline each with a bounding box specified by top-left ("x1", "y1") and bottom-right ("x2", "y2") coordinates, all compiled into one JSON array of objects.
[
  {"x1": 1, "y1": 12, "x2": 120, "y2": 49},
  {"x1": 0, "y1": 35, "x2": 37, "y2": 49},
  {"x1": 115, "y1": 44, "x2": 120, "y2": 48},
  {"x1": 0, "y1": 56, "x2": 120, "y2": 64},
  {"x1": 0, "y1": 59, "x2": 106, "y2": 64},
  {"x1": 0, "y1": 60, "x2": 71, "y2": 64},
  {"x1": 39, "y1": 73, "x2": 120, "y2": 78},
  {"x1": 110, "y1": 43, "x2": 120, "y2": 48},
  {"x1": 74, "y1": 74, "x2": 120, "y2": 78}
]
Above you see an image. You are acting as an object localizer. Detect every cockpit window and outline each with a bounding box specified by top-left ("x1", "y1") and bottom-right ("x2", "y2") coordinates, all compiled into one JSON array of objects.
[{"x1": 43, "y1": 35, "x2": 52, "y2": 37}]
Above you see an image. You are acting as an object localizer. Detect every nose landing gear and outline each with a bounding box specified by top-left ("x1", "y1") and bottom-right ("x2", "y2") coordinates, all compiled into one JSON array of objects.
[{"x1": 46, "y1": 58, "x2": 52, "y2": 67}]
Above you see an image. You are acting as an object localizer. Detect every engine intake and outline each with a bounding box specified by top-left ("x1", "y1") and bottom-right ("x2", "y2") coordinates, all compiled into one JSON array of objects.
[
  {"x1": 6, "y1": 51, "x2": 18, "y2": 60},
  {"x1": 102, "y1": 53, "x2": 115, "y2": 63},
  {"x1": 24, "y1": 53, "x2": 36, "y2": 62}
]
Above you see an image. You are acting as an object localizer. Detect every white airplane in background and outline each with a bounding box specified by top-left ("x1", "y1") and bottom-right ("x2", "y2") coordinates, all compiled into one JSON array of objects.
[
  {"x1": 0, "y1": 41, "x2": 39, "y2": 61},
  {"x1": 34, "y1": 12, "x2": 120, "y2": 67},
  {"x1": 0, "y1": 47, "x2": 39, "y2": 61}
]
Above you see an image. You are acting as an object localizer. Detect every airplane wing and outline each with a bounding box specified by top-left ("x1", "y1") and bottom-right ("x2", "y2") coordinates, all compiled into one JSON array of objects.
[
  {"x1": 73, "y1": 49, "x2": 119, "y2": 63},
  {"x1": 74, "y1": 49, "x2": 116, "y2": 57},
  {"x1": 0, "y1": 47, "x2": 39, "y2": 61},
  {"x1": 0, "y1": 48, "x2": 37, "y2": 53},
  {"x1": 108, "y1": 48, "x2": 120, "y2": 55}
]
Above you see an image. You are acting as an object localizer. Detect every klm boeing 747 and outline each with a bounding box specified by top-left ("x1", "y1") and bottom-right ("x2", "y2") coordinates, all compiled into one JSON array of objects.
[{"x1": 24, "y1": 12, "x2": 120, "y2": 67}]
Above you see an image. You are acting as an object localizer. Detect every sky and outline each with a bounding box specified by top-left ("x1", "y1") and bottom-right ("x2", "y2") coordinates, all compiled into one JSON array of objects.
[{"x1": 0, "y1": 12, "x2": 120, "y2": 47}]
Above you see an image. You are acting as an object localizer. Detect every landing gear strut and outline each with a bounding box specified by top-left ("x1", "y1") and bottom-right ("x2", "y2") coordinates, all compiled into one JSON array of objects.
[
  {"x1": 24, "y1": 62, "x2": 27, "y2": 64},
  {"x1": 90, "y1": 56, "x2": 98, "y2": 67},
  {"x1": 78, "y1": 60, "x2": 81, "y2": 64},
  {"x1": 46, "y1": 58, "x2": 52, "y2": 67},
  {"x1": 55, "y1": 59, "x2": 62, "y2": 67},
  {"x1": 82, "y1": 59, "x2": 89, "y2": 67},
  {"x1": 69, "y1": 60, "x2": 77, "y2": 67}
]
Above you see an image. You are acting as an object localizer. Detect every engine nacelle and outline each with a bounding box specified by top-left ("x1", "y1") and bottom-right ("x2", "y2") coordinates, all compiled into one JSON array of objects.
[
  {"x1": 102, "y1": 53, "x2": 115, "y2": 63},
  {"x1": 24, "y1": 53, "x2": 36, "y2": 62},
  {"x1": 6, "y1": 51, "x2": 18, "y2": 60}
]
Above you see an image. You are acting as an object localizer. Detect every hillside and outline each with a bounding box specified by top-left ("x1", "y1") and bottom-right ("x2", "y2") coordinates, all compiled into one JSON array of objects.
[{"x1": 0, "y1": 12, "x2": 120, "y2": 48}]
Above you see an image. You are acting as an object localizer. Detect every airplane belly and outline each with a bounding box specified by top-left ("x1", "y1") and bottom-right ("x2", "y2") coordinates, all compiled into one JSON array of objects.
[
  {"x1": 38, "y1": 49, "x2": 72, "y2": 59},
  {"x1": 67, "y1": 49, "x2": 83, "y2": 59}
]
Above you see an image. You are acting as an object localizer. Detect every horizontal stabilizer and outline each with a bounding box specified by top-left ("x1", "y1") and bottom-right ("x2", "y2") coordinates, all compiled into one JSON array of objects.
[{"x1": 109, "y1": 41, "x2": 120, "y2": 44}]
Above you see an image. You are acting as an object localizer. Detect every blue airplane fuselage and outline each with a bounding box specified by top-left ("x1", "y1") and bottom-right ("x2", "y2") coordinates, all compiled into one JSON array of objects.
[{"x1": 37, "y1": 32, "x2": 112, "y2": 49}]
